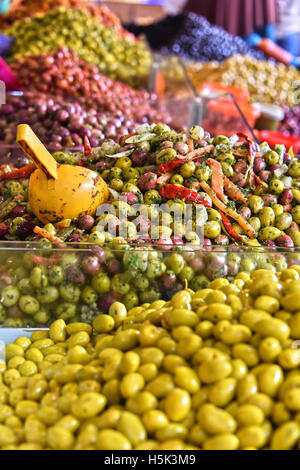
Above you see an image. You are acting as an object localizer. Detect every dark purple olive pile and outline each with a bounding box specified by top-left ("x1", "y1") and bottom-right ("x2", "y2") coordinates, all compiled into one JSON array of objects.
[
  {"x1": 0, "y1": 91, "x2": 137, "y2": 150},
  {"x1": 127, "y1": 13, "x2": 266, "y2": 62},
  {"x1": 279, "y1": 106, "x2": 300, "y2": 138}
]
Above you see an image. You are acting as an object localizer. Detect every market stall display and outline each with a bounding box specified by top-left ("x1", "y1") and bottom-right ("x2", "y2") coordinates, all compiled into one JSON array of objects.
[
  {"x1": 127, "y1": 12, "x2": 266, "y2": 62},
  {"x1": 10, "y1": 48, "x2": 171, "y2": 126},
  {"x1": 0, "y1": 124, "x2": 299, "y2": 247},
  {"x1": 188, "y1": 55, "x2": 300, "y2": 109},
  {"x1": 1, "y1": 266, "x2": 300, "y2": 449},
  {"x1": 0, "y1": 0, "x2": 134, "y2": 40},
  {"x1": 279, "y1": 106, "x2": 300, "y2": 138},
  {"x1": 0, "y1": 91, "x2": 138, "y2": 149},
  {"x1": 3, "y1": 7, "x2": 152, "y2": 87},
  {"x1": 0, "y1": 0, "x2": 300, "y2": 452}
]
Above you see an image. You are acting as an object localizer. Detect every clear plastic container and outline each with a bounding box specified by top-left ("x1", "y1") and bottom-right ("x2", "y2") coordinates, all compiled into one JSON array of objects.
[
  {"x1": 197, "y1": 82, "x2": 261, "y2": 137},
  {"x1": 149, "y1": 54, "x2": 196, "y2": 130},
  {"x1": 0, "y1": 144, "x2": 85, "y2": 167},
  {"x1": 253, "y1": 102, "x2": 284, "y2": 132},
  {"x1": 0, "y1": 241, "x2": 298, "y2": 329},
  {"x1": 201, "y1": 98, "x2": 261, "y2": 137}
]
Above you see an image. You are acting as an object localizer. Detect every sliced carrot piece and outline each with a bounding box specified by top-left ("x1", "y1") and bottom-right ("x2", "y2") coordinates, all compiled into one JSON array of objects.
[
  {"x1": 223, "y1": 176, "x2": 248, "y2": 204},
  {"x1": 33, "y1": 226, "x2": 66, "y2": 248},
  {"x1": 199, "y1": 181, "x2": 255, "y2": 239},
  {"x1": 206, "y1": 158, "x2": 224, "y2": 201}
]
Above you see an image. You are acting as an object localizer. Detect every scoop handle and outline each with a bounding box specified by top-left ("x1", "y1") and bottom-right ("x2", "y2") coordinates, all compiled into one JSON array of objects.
[{"x1": 16, "y1": 124, "x2": 58, "y2": 180}]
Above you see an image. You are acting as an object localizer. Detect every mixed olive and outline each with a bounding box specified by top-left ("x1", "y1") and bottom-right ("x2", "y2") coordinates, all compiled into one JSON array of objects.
[
  {"x1": 0, "y1": 243, "x2": 299, "y2": 328},
  {"x1": 1, "y1": 267, "x2": 300, "y2": 449},
  {"x1": 4, "y1": 7, "x2": 152, "y2": 88}
]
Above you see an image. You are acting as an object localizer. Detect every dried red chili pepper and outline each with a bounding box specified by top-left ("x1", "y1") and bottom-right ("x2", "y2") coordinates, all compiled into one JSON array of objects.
[
  {"x1": 0, "y1": 164, "x2": 36, "y2": 182},
  {"x1": 253, "y1": 173, "x2": 263, "y2": 186},
  {"x1": 159, "y1": 184, "x2": 211, "y2": 207},
  {"x1": 84, "y1": 136, "x2": 91, "y2": 157},
  {"x1": 157, "y1": 160, "x2": 182, "y2": 175},
  {"x1": 218, "y1": 210, "x2": 243, "y2": 241}
]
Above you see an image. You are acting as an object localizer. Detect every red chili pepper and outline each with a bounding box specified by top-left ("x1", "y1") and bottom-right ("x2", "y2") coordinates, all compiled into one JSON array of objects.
[
  {"x1": 0, "y1": 164, "x2": 36, "y2": 182},
  {"x1": 253, "y1": 173, "x2": 263, "y2": 186},
  {"x1": 84, "y1": 136, "x2": 91, "y2": 157},
  {"x1": 159, "y1": 184, "x2": 211, "y2": 207},
  {"x1": 157, "y1": 160, "x2": 182, "y2": 174},
  {"x1": 218, "y1": 210, "x2": 243, "y2": 241}
]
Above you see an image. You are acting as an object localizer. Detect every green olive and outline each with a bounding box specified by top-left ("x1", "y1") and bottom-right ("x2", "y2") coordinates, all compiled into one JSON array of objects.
[
  {"x1": 258, "y1": 227, "x2": 283, "y2": 242},
  {"x1": 291, "y1": 206, "x2": 300, "y2": 224},
  {"x1": 19, "y1": 296, "x2": 40, "y2": 315},
  {"x1": 248, "y1": 196, "x2": 264, "y2": 214},
  {"x1": 269, "y1": 179, "x2": 284, "y2": 195},
  {"x1": 180, "y1": 162, "x2": 196, "y2": 179},
  {"x1": 275, "y1": 213, "x2": 293, "y2": 231},
  {"x1": 259, "y1": 207, "x2": 275, "y2": 228},
  {"x1": 221, "y1": 162, "x2": 234, "y2": 178},
  {"x1": 1, "y1": 286, "x2": 20, "y2": 307},
  {"x1": 264, "y1": 151, "x2": 279, "y2": 165},
  {"x1": 249, "y1": 217, "x2": 261, "y2": 232},
  {"x1": 195, "y1": 165, "x2": 211, "y2": 182},
  {"x1": 204, "y1": 221, "x2": 221, "y2": 239}
]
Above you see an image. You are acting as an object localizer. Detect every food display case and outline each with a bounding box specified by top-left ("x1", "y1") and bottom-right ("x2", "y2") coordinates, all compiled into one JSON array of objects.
[{"x1": 0, "y1": 241, "x2": 298, "y2": 329}]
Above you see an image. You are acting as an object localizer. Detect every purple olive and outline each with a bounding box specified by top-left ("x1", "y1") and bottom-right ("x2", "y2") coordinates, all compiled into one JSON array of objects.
[
  {"x1": 269, "y1": 164, "x2": 281, "y2": 174},
  {"x1": 283, "y1": 153, "x2": 292, "y2": 164},
  {"x1": 7, "y1": 306, "x2": 23, "y2": 319},
  {"x1": 0, "y1": 223, "x2": 9, "y2": 238},
  {"x1": 10, "y1": 205, "x2": 26, "y2": 218},
  {"x1": 90, "y1": 246, "x2": 106, "y2": 264},
  {"x1": 263, "y1": 240, "x2": 277, "y2": 247},
  {"x1": 231, "y1": 173, "x2": 246, "y2": 187},
  {"x1": 189, "y1": 255, "x2": 205, "y2": 272},
  {"x1": 139, "y1": 172, "x2": 157, "y2": 191},
  {"x1": 78, "y1": 215, "x2": 95, "y2": 231},
  {"x1": 261, "y1": 194, "x2": 278, "y2": 206},
  {"x1": 81, "y1": 256, "x2": 101, "y2": 276},
  {"x1": 287, "y1": 221, "x2": 299, "y2": 234},
  {"x1": 160, "y1": 141, "x2": 173, "y2": 149},
  {"x1": 15, "y1": 222, "x2": 34, "y2": 239},
  {"x1": 106, "y1": 259, "x2": 121, "y2": 275},
  {"x1": 280, "y1": 188, "x2": 293, "y2": 205},
  {"x1": 227, "y1": 261, "x2": 239, "y2": 277},
  {"x1": 276, "y1": 235, "x2": 294, "y2": 248},
  {"x1": 97, "y1": 294, "x2": 118, "y2": 313},
  {"x1": 233, "y1": 161, "x2": 248, "y2": 174},
  {"x1": 174, "y1": 142, "x2": 189, "y2": 155},
  {"x1": 238, "y1": 206, "x2": 251, "y2": 220},
  {"x1": 131, "y1": 149, "x2": 148, "y2": 167},
  {"x1": 259, "y1": 170, "x2": 271, "y2": 182},
  {"x1": 203, "y1": 238, "x2": 212, "y2": 247},
  {"x1": 121, "y1": 192, "x2": 139, "y2": 205},
  {"x1": 66, "y1": 265, "x2": 86, "y2": 285},
  {"x1": 253, "y1": 157, "x2": 266, "y2": 173},
  {"x1": 161, "y1": 272, "x2": 177, "y2": 289},
  {"x1": 215, "y1": 234, "x2": 230, "y2": 246}
]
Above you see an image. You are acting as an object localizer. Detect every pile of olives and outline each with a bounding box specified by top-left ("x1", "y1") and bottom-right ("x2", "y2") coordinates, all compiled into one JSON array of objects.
[
  {"x1": 1, "y1": 267, "x2": 300, "y2": 450},
  {"x1": 188, "y1": 55, "x2": 300, "y2": 108},
  {"x1": 0, "y1": 242, "x2": 299, "y2": 328},
  {"x1": 4, "y1": 7, "x2": 152, "y2": 87}
]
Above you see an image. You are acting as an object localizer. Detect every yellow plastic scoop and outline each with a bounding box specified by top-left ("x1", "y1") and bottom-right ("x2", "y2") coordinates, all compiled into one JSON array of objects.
[
  {"x1": 17, "y1": 124, "x2": 58, "y2": 180},
  {"x1": 16, "y1": 124, "x2": 109, "y2": 224}
]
